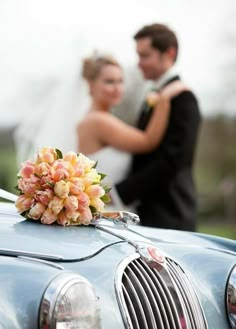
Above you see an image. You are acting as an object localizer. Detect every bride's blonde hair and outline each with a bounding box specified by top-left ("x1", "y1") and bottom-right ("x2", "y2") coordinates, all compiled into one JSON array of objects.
[{"x1": 82, "y1": 52, "x2": 121, "y2": 81}]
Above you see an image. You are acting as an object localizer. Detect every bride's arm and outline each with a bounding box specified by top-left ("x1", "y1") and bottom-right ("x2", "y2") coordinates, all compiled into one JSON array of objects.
[
  {"x1": 79, "y1": 81, "x2": 188, "y2": 154},
  {"x1": 80, "y1": 93, "x2": 169, "y2": 154}
]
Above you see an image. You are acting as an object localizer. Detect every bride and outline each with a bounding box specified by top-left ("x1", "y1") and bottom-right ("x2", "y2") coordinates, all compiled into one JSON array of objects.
[{"x1": 77, "y1": 54, "x2": 185, "y2": 198}]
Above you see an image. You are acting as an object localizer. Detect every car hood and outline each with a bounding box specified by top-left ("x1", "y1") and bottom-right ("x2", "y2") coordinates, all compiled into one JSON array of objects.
[
  {"x1": 0, "y1": 203, "x2": 150, "y2": 260},
  {"x1": 1, "y1": 202, "x2": 236, "y2": 260}
]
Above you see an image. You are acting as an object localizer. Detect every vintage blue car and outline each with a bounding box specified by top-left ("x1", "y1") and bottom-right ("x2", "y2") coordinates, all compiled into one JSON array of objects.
[{"x1": 0, "y1": 190, "x2": 236, "y2": 329}]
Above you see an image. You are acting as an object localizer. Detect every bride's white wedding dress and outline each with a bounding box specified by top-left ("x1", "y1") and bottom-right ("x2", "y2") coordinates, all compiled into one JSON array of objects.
[{"x1": 88, "y1": 147, "x2": 132, "y2": 211}]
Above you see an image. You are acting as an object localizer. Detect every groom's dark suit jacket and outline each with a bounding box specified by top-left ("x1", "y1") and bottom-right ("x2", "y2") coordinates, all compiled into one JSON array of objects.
[{"x1": 116, "y1": 76, "x2": 201, "y2": 231}]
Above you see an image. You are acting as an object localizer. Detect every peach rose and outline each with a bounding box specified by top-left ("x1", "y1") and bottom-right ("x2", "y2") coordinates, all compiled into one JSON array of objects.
[
  {"x1": 80, "y1": 207, "x2": 93, "y2": 225},
  {"x1": 90, "y1": 197, "x2": 105, "y2": 212},
  {"x1": 85, "y1": 185, "x2": 105, "y2": 199},
  {"x1": 35, "y1": 189, "x2": 54, "y2": 205},
  {"x1": 54, "y1": 180, "x2": 70, "y2": 198},
  {"x1": 57, "y1": 209, "x2": 80, "y2": 226},
  {"x1": 28, "y1": 202, "x2": 46, "y2": 220},
  {"x1": 36, "y1": 147, "x2": 57, "y2": 165},
  {"x1": 78, "y1": 153, "x2": 96, "y2": 172},
  {"x1": 63, "y1": 151, "x2": 78, "y2": 165},
  {"x1": 69, "y1": 177, "x2": 84, "y2": 195},
  {"x1": 48, "y1": 196, "x2": 64, "y2": 215},
  {"x1": 15, "y1": 195, "x2": 33, "y2": 213},
  {"x1": 18, "y1": 176, "x2": 41, "y2": 195},
  {"x1": 34, "y1": 162, "x2": 51, "y2": 177},
  {"x1": 50, "y1": 159, "x2": 74, "y2": 181},
  {"x1": 77, "y1": 192, "x2": 90, "y2": 211},
  {"x1": 64, "y1": 195, "x2": 78, "y2": 212},
  {"x1": 41, "y1": 208, "x2": 57, "y2": 225},
  {"x1": 18, "y1": 160, "x2": 35, "y2": 179}
]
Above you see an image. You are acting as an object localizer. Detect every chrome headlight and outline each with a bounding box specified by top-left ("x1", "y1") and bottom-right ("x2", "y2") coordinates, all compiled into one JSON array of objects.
[
  {"x1": 226, "y1": 265, "x2": 236, "y2": 329},
  {"x1": 39, "y1": 273, "x2": 101, "y2": 329}
]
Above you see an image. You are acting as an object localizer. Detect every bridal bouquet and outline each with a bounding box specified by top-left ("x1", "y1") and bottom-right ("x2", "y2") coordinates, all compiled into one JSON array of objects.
[{"x1": 15, "y1": 147, "x2": 111, "y2": 226}]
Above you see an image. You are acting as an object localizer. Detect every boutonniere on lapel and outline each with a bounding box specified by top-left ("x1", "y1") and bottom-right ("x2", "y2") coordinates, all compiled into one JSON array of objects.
[{"x1": 146, "y1": 91, "x2": 160, "y2": 109}]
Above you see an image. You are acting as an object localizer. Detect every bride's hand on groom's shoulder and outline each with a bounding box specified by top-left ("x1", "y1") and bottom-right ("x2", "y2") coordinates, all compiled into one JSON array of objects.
[{"x1": 161, "y1": 81, "x2": 190, "y2": 99}]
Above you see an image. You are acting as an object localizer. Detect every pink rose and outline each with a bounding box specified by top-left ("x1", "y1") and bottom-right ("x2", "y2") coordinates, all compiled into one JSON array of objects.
[
  {"x1": 28, "y1": 202, "x2": 46, "y2": 220},
  {"x1": 64, "y1": 195, "x2": 78, "y2": 212},
  {"x1": 86, "y1": 185, "x2": 105, "y2": 199},
  {"x1": 57, "y1": 210, "x2": 70, "y2": 226},
  {"x1": 77, "y1": 192, "x2": 90, "y2": 211},
  {"x1": 41, "y1": 208, "x2": 57, "y2": 225},
  {"x1": 73, "y1": 163, "x2": 84, "y2": 177},
  {"x1": 54, "y1": 180, "x2": 70, "y2": 198},
  {"x1": 18, "y1": 176, "x2": 41, "y2": 195},
  {"x1": 34, "y1": 162, "x2": 51, "y2": 177},
  {"x1": 48, "y1": 196, "x2": 64, "y2": 215},
  {"x1": 80, "y1": 207, "x2": 93, "y2": 225},
  {"x1": 40, "y1": 175, "x2": 54, "y2": 189},
  {"x1": 18, "y1": 160, "x2": 35, "y2": 179},
  {"x1": 57, "y1": 209, "x2": 80, "y2": 226},
  {"x1": 15, "y1": 195, "x2": 33, "y2": 213},
  {"x1": 35, "y1": 189, "x2": 54, "y2": 205},
  {"x1": 63, "y1": 151, "x2": 78, "y2": 165},
  {"x1": 36, "y1": 147, "x2": 57, "y2": 165},
  {"x1": 90, "y1": 197, "x2": 105, "y2": 212},
  {"x1": 50, "y1": 159, "x2": 72, "y2": 182},
  {"x1": 69, "y1": 177, "x2": 84, "y2": 195}
]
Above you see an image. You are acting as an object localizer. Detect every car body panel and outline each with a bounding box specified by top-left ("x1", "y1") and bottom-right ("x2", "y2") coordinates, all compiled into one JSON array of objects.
[{"x1": 0, "y1": 201, "x2": 236, "y2": 329}]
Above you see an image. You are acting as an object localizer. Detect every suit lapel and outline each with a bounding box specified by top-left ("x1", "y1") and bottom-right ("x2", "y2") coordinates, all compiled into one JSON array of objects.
[{"x1": 137, "y1": 75, "x2": 181, "y2": 130}]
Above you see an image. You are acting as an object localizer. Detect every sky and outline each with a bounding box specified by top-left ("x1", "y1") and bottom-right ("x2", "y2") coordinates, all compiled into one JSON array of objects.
[{"x1": 0, "y1": 0, "x2": 236, "y2": 126}]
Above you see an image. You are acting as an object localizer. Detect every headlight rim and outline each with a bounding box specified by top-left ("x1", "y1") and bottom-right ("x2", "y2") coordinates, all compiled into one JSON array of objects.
[
  {"x1": 39, "y1": 272, "x2": 100, "y2": 329},
  {"x1": 226, "y1": 264, "x2": 236, "y2": 329}
]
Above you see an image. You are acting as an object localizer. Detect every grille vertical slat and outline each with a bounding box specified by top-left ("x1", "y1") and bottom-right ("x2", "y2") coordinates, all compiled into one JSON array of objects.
[
  {"x1": 116, "y1": 253, "x2": 208, "y2": 329},
  {"x1": 167, "y1": 259, "x2": 206, "y2": 329},
  {"x1": 131, "y1": 261, "x2": 163, "y2": 329},
  {"x1": 152, "y1": 268, "x2": 182, "y2": 329},
  {"x1": 126, "y1": 265, "x2": 157, "y2": 329},
  {"x1": 134, "y1": 260, "x2": 168, "y2": 329},
  {"x1": 123, "y1": 285, "x2": 140, "y2": 329},
  {"x1": 140, "y1": 260, "x2": 178, "y2": 329},
  {"x1": 123, "y1": 272, "x2": 149, "y2": 329}
]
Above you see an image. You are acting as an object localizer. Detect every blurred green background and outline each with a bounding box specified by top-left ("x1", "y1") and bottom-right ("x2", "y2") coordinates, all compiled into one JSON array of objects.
[{"x1": 1, "y1": 114, "x2": 236, "y2": 239}]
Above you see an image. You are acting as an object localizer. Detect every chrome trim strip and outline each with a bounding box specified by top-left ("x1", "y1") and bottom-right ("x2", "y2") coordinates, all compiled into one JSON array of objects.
[
  {"x1": 18, "y1": 256, "x2": 64, "y2": 270},
  {"x1": 0, "y1": 248, "x2": 63, "y2": 260}
]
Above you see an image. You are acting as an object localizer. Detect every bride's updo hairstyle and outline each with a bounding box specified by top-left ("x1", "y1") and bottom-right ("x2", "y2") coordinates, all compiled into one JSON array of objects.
[{"x1": 82, "y1": 53, "x2": 121, "y2": 82}]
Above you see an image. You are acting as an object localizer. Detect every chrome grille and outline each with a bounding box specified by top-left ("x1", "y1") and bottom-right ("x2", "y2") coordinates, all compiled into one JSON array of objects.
[{"x1": 116, "y1": 254, "x2": 207, "y2": 329}]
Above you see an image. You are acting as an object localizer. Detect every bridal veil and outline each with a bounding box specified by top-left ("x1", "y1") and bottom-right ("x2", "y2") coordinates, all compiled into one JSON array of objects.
[{"x1": 14, "y1": 66, "x2": 90, "y2": 166}]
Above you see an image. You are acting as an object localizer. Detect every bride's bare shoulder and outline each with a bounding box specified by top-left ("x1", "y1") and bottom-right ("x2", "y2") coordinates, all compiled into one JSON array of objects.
[{"x1": 77, "y1": 111, "x2": 111, "y2": 130}]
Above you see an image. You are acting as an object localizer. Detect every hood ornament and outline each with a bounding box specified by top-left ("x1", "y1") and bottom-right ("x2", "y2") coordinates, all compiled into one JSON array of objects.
[
  {"x1": 92, "y1": 211, "x2": 140, "y2": 228},
  {"x1": 138, "y1": 245, "x2": 166, "y2": 266}
]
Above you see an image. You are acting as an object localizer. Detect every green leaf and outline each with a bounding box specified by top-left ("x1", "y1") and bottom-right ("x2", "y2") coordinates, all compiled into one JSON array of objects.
[
  {"x1": 92, "y1": 161, "x2": 98, "y2": 169},
  {"x1": 46, "y1": 181, "x2": 54, "y2": 188},
  {"x1": 101, "y1": 194, "x2": 111, "y2": 203},
  {"x1": 14, "y1": 185, "x2": 21, "y2": 192},
  {"x1": 55, "y1": 148, "x2": 63, "y2": 159},
  {"x1": 98, "y1": 173, "x2": 106, "y2": 181},
  {"x1": 103, "y1": 186, "x2": 112, "y2": 193},
  {"x1": 20, "y1": 210, "x2": 30, "y2": 219},
  {"x1": 89, "y1": 205, "x2": 98, "y2": 215}
]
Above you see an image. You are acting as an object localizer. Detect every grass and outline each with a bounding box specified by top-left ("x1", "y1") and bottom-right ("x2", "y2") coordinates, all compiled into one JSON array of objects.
[{"x1": 197, "y1": 221, "x2": 236, "y2": 239}]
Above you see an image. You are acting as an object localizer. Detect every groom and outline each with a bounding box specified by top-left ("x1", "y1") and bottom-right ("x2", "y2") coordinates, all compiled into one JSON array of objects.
[{"x1": 114, "y1": 23, "x2": 202, "y2": 231}]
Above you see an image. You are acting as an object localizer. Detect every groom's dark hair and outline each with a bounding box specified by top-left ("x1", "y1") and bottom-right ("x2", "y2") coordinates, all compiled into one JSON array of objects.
[{"x1": 134, "y1": 23, "x2": 178, "y2": 62}]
